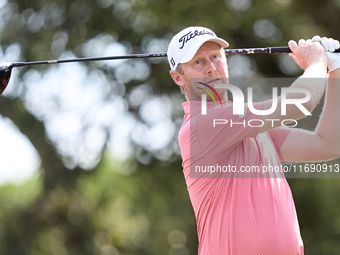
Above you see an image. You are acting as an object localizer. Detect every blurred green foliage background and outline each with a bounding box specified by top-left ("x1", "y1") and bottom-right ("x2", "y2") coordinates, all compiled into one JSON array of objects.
[{"x1": 1, "y1": 0, "x2": 340, "y2": 254}]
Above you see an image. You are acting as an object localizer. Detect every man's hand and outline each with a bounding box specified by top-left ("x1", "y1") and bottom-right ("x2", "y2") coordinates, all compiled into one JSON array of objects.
[
  {"x1": 312, "y1": 35, "x2": 340, "y2": 72},
  {"x1": 288, "y1": 39, "x2": 327, "y2": 70}
]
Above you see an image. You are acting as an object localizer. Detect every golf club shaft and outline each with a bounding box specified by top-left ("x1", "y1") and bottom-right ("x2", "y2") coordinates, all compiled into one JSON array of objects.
[
  {"x1": 11, "y1": 46, "x2": 336, "y2": 68},
  {"x1": 11, "y1": 52, "x2": 168, "y2": 68},
  {"x1": 1, "y1": 46, "x2": 338, "y2": 95},
  {"x1": 225, "y1": 47, "x2": 294, "y2": 54}
]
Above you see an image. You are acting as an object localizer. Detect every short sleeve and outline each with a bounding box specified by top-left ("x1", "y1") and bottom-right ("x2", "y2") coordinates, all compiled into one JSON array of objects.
[{"x1": 267, "y1": 127, "x2": 292, "y2": 161}]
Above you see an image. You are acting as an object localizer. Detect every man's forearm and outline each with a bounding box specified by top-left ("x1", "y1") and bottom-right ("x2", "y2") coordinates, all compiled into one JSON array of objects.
[
  {"x1": 290, "y1": 62, "x2": 327, "y2": 112},
  {"x1": 259, "y1": 41, "x2": 328, "y2": 133},
  {"x1": 314, "y1": 69, "x2": 340, "y2": 155}
]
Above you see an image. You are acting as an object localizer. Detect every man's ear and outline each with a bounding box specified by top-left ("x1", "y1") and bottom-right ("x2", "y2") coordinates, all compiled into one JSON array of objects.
[{"x1": 170, "y1": 70, "x2": 185, "y2": 87}]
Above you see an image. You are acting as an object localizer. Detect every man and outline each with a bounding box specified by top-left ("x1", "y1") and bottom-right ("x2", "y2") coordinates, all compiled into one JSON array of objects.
[{"x1": 167, "y1": 26, "x2": 340, "y2": 254}]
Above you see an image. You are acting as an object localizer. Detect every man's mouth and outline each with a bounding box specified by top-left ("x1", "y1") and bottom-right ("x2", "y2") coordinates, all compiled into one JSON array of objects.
[{"x1": 207, "y1": 78, "x2": 221, "y2": 84}]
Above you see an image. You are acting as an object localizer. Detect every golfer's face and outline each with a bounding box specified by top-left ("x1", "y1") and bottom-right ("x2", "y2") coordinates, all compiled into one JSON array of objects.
[{"x1": 181, "y1": 42, "x2": 229, "y2": 99}]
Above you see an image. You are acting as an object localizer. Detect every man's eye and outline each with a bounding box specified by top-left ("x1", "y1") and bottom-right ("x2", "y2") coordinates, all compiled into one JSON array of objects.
[
  {"x1": 194, "y1": 60, "x2": 201, "y2": 65},
  {"x1": 212, "y1": 55, "x2": 218, "y2": 59}
]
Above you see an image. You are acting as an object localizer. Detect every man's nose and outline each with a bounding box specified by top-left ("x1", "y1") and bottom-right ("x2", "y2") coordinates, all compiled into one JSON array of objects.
[{"x1": 206, "y1": 60, "x2": 217, "y2": 74}]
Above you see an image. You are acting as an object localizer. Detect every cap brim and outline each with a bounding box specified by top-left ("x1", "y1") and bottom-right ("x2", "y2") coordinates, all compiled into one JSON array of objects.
[{"x1": 180, "y1": 38, "x2": 229, "y2": 64}]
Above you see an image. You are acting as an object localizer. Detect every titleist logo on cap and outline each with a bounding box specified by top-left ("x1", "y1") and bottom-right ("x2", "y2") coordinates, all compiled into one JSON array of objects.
[{"x1": 179, "y1": 29, "x2": 215, "y2": 49}]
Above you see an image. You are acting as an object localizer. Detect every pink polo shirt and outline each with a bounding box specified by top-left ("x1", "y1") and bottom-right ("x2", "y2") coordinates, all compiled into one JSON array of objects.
[{"x1": 178, "y1": 101, "x2": 303, "y2": 255}]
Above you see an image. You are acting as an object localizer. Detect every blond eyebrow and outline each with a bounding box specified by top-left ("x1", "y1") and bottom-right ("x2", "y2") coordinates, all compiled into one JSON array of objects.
[{"x1": 193, "y1": 48, "x2": 223, "y2": 59}]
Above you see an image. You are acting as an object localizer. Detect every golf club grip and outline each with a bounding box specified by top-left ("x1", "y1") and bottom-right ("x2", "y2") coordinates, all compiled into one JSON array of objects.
[{"x1": 225, "y1": 46, "x2": 340, "y2": 55}]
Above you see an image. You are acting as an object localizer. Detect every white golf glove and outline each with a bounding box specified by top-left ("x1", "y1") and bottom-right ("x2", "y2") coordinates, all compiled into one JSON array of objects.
[{"x1": 312, "y1": 35, "x2": 340, "y2": 72}]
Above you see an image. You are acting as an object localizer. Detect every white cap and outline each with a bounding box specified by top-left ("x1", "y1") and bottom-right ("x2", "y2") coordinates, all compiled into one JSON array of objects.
[{"x1": 167, "y1": 26, "x2": 229, "y2": 70}]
